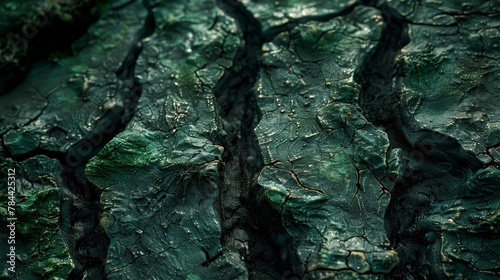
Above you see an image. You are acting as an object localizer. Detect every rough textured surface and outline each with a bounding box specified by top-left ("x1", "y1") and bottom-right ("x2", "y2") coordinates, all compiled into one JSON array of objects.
[
  {"x1": 0, "y1": 156, "x2": 71, "y2": 279},
  {"x1": 0, "y1": 0, "x2": 499, "y2": 279},
  {"x1": 0, "y1": 0, "x2": 105, "y2": 95}
]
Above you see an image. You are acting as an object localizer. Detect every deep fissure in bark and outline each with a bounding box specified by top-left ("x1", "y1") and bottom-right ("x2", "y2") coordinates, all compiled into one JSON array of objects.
[
  {"x1": 212, "y1": 1, "x2": 372, "y2": 278},
  {"x1": 64, "y1": 3, "x2": 155, "y2": 278},
  {"x1": 353, "y1": 2, "x2": 484, "y2": 279},
  {"x1": 213, "y1": 0, "x2": 303, "y2": 278}
]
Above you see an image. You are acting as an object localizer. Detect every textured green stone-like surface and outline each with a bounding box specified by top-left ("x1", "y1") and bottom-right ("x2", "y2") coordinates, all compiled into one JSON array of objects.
[
  {"x1": 0, "y1": 0, "x2": 105, "y2": 95},
  {"x1": 85, "y1": 1, "x2": 243, "y2": 278},
  {"x1": 0, "y1": 0, "x2": 499, "y2": 279},
  {"x1": 254, "y1": 7, "x2": 396, "y2": 277},
  {"x1": 386, "y1": 2, "x2": 500, "y2": 278},
  {"x1": 0, "y1": 156, "x2": 71, "y2": 279},
  {"x1": 0, "y1": 0, "x2": 146, "y2": 157}
]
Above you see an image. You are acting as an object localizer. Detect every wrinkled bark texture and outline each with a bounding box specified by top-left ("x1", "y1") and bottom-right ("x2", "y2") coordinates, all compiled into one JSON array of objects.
[{"x1": 1, "y1": 0, "x2": 499, "y2": 279}]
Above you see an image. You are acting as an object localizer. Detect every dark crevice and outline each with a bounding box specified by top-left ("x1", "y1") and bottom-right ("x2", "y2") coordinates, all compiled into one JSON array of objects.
[
  {"x1": 262, "y1": 1, "x2": 359, "y2": 43},
  {"x1": 1, "y1": 1, "x2": 155, "y2": 279},
  {"x1": 213, "y1": 0, "x2": 301, "y2": 278},
  {"x1": 213, "y1": 1, "x2": 367, "y2": 278},
  {"x1": 0, "y1": 0, "x2": 494, "y2": 279},
  {"x1": 0, "y1": 0, "x2": 106, "y2": 96},
  {"x1": 201, "y1": 250, "x2": 224, "y2": 267},
  {"x1": 63, "y1": 2, "x2": 155, "y2": 278},
  {"x1": 353, "y1": 1, "x2": 484, "y2": 279}
]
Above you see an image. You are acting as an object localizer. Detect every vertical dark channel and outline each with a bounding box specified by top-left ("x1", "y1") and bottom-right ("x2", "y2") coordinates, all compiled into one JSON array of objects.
[
  {"x1": 353, "y1": 2, "x2": 410, "y2": 128},
  {"x1": 60, "y1": 1, "x2": 156, "y2": 279},
  {"x1": 213, "y1": 0, "x2": 302, "y2": 278},
  {"x1": 354, "y1": 2, "x2": 484, "y2": 279}
]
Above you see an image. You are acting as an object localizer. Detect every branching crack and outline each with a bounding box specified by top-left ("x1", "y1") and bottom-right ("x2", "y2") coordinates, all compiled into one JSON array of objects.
[{"x1": 212, "y1": 0, "x2": 363, "y2": 278}]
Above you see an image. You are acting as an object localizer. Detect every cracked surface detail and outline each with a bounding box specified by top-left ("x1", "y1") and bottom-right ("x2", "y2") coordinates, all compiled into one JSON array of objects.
[{"x1": 1, "y1": 0, "x2": 499, "y2": 279}]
